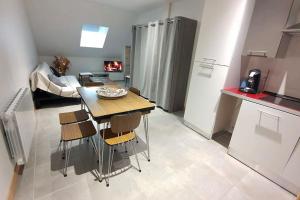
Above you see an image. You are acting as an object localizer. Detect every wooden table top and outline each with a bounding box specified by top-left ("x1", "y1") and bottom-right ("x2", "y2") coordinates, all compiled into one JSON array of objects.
[{"x1": 77, "y1": 86, "x2": 155, "y2": 122}]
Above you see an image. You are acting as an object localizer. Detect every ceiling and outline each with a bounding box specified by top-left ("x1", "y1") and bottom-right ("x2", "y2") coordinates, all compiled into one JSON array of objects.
[{"x1": 86, "y1": 0, "x2": 173, "y2": 12}]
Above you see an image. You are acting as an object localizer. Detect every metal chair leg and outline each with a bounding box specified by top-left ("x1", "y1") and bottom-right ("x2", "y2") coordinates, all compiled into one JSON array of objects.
[
  {"x1": 57, "y1": 139, "x2": 62, "y2": 152},
  {"x1": 90, "y1": 136, "x2": 98, "y2": 155},
  {"x1": 63, "y1": 141, "x2": 72, "y2": 177},
  {"x1": 62, "y1": 140, "x2": 66, "y2": 159},
  {"x1": 106, "y1": 146, "x2": 112, "y2": 187},
  {"x1": 124, "y1": 142, "x2": 128, "y2": 153},
  {"x1": 143, "y1": 115, "x2": 150, "y2": 161},
  {"x1": 131, "y1": 138, "x2": 141, "y2": 172}
]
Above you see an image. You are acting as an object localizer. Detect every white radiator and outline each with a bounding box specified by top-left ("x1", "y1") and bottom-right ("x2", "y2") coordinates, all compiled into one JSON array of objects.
[{"x1": 1, "y1": 88, "x2": 36, "y2": 165}]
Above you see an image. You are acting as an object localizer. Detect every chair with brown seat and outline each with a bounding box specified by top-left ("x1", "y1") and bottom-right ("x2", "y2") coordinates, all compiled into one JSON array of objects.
[
  {"x1": 59, "y1": 109, "x2": 89, "y2": 125},
  {"x1": 59, "y1": 109, "x2": 90, "y2": 146},
  {"x1": 99, "y1": 112, "x2": 142, "y2": 187},
  {"x1": 59, "y1": 120, "x2": 97, "y2": 177},
  {"x1": 129, "y1": 87, "x2": 140, "y2": 96}
]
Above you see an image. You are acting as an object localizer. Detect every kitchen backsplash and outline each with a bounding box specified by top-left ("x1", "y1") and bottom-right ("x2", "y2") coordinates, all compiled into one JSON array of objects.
[{"x1": 241, "y1": 55, "x2": 300, "y2": 99}]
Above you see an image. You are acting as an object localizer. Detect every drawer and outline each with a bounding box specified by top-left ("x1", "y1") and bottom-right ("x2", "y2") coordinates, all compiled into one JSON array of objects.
[{"x1": 229, "y1": 100, "x2": 300, "y2": 174}]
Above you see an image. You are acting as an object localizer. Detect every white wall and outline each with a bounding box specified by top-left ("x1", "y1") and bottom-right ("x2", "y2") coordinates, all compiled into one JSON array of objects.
[
  {"x1": 0, "y1": 0, "x2": 38, "y2": 198},
  {"x1": 224, "y1": 0, "x2": 256, "y2": 88},
  {"x1": 243, "y1": 0, "x2": 293, "y2": 57},
  {"x1": 136, "y1": 0, "x2": 205, "y2": 24},
  {"x1": 25, "y1": 0, "x2": 136, "y2": 75},
  {"x1": 39, "y1": 56, "x2": 124, "y2": 80},
  {"x1": 136, "y1": 5, "x2": 169, "y2": 24}
]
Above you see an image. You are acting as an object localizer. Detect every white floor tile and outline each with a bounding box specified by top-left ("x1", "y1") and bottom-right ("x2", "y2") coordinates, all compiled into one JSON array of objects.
[{"x1": 14, "y1": 104, "x2": 295, "y2": 200}]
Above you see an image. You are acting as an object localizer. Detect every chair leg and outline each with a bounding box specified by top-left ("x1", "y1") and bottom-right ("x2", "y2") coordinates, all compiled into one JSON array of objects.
[
  {"x1": 100, "y1": 134, "x2": 105, "y2": 174},
  {"x1": 57, "y1": 139, "x2": 62, "y2": 152},
  {"x1": 143, "y1": 115, "x2": 150, "y2": 162},
  {"x1": 106, "y1": 146, "x2": 112, "y2": 187},
  {"x1": 90, "y1": 136, "x2": 98, "y2": 155},
  {"x1": 131, "y1": 139, "x2": 141, "y2": 173},
  {"x1": 62, "y1": 140, "x2": 66, "y2": 159},
  {"x1": 124, "y1": 142, "x2": 128, "y2": 153},
  {"x1": 110, "y1": 147, "x2": 115, "y2": 174},
  {"x1": 63, "y1": 141, "x2": 72, "y2": 177}
]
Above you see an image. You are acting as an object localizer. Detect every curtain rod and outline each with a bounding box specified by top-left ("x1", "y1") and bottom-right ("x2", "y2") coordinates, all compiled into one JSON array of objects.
[{"x1": 133, "y1": 18, "x2": 180, "y2": 28}]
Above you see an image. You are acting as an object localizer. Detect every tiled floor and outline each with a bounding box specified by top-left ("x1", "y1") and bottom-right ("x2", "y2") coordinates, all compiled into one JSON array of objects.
[{"x1": 15, "y1": 105, "x2": 295, "y2": 200}]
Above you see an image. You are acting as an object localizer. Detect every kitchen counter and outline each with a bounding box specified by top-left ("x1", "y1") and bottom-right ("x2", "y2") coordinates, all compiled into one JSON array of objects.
[
  {"x1": 226, "y1": 88, "x2": 300, "y2": 195},
  {"x1": 222, "y1": 88, "x2": 300, "y2": 117}
]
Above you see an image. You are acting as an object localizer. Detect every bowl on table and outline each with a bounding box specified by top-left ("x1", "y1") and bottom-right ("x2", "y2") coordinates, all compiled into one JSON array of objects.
[{"x1": 96, "y1": 87, "x2": 128, "y2": 99}]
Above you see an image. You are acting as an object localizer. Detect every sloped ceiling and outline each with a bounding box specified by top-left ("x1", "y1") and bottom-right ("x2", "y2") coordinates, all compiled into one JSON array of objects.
[
  {"x1": 25, "y1": 0, "x2": 140, "y2": 58},
  {"x1": 86, "y1": 0, "x2": 171, "y2": 12}
]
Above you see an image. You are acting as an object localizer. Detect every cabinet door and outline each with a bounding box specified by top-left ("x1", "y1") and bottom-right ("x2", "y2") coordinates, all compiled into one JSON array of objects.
[
  {"x1": 229, "y1": 100, "x2": 300, "y2": 174},
  {"x1": 184, "y1": 62, "x2": 229, "y2": 138},
  {"x1": 194, "y1": 0, "x2": 254, "y2": 65}
]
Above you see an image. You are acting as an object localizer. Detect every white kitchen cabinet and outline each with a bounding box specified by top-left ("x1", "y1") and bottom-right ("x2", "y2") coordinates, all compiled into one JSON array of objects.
[
  {"x1": 184, "y1": 62, "x2": 229, "y2": 138},
  {"x1": 194, "y1": 0, "x2": 254, "y2": 65},
  {"x1": 282, "y1": 139, "x2": 300, "y2": 187},
  {"x1": 184, "y1": 0, "x2": 255, "y2": 139},
  {"x1": 229, "y1": 100, "x2": 300, "y2": 174}
]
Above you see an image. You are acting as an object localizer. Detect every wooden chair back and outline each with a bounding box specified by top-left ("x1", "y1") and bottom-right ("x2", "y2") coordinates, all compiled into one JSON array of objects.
[
  {"x1": 84, "y1": 82, "x2": 104, "y2": 87},
  {"x1": 110, "y1": 112, "x2": 142, "y2": 134},
  {"x1": 129, "y1": 87, "x2": 140, "y2": 96}
]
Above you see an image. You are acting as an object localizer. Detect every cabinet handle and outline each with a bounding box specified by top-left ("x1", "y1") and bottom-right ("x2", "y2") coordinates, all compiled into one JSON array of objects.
[
  {"x1": 202, "y1": 58, "x2": 216, "y2": 61},
  {"x1": 257, "y1": 110, "x2": 280, "y2": 132},
  {"x1": 198, "y1": 63, "x2": 214, "y2": 70}
]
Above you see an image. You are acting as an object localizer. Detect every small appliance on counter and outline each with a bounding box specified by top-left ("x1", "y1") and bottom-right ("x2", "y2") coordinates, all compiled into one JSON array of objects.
[{"x1": 240, "y1": 69, "x2": 261, "y2": 94}]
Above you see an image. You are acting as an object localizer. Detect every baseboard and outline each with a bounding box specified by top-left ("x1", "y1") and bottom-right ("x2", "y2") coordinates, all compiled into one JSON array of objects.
[
  {"x1": 183, "y1": 120, "x2": 212, "y2": 139},
  {"x1": 7, "y1": 164, "x2": 24, "y2": 200},
  {"x1": 228, "y1": 147, "x2": 298, "y2": 196}
]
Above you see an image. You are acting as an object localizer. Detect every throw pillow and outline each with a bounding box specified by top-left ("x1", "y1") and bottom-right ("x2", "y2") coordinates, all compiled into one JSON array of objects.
[
  {"x1": 50, "y1": 66, "x2": 61, "y2": 77},
  {"x1": 48, "y1": 74, "x2": 67, "y2": 87}
]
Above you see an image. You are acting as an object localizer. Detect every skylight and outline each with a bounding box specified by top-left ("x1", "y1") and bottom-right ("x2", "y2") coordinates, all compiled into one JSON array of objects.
[{"x1": 80, "y1": 24, "x2": 109, "y2": 48}]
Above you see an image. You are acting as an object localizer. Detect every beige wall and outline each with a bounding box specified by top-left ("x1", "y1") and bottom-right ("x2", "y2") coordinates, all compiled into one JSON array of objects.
[
  {"x1": 136, "y1": 0, "x2": 205, "y2": 24},
  {"x1": 243, "y1": 0, "x2": 293, "y2": 57},
  {"x1": 25, "y1": 0, "x2": 136, "y2": 76},
  {"x1": 0, "y1": 0, "x2": 38, "y2": 198}
]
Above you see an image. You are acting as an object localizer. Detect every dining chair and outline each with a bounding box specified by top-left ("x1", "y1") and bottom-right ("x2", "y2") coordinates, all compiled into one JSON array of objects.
[
  {"x1": 59, "y1": 109, "x2": 91, "y2": 144},
  {"x1": 58, "y1": 120, "x2": 97, "y2": 177},
  {"x1": 99, "y1": 112, "x2": 142, "y2": 187},
  {"x1": 128, "y1": 87, "x2": 150, "y2": 160},
  {"x1": 129, "y1": 87, "x2": 140, "y2": 96},
  {"x1": 59, "y1": 109, "x2": 89, "y2": 125}
]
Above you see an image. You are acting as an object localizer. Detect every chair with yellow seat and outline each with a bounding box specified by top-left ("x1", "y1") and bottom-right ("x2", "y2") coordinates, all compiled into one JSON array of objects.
[
  {"x1": 59, "y1": 120, "x2": 97, "y2": 177},
  {"x1": 99, "y1": 112, "x2": 142, "y2": 186},
  {"x1": 128, "y1": 87, "x2": 151, "y2": 161}
]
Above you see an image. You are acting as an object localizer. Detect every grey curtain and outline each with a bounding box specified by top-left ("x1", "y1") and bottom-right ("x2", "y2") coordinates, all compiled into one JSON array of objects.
[{"x1": 131, "y1": 18, "x2": 179, "y2": 111}]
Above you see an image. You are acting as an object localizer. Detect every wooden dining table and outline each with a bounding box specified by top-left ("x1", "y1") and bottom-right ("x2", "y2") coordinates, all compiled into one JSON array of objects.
[{"x1": 77, "y1": 86, "x2": 155, "y2": 177}]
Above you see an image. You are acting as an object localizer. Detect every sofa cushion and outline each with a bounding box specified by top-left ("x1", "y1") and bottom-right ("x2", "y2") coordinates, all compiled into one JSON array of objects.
[
  {"x1": 48, "y1": 74, "x2": 67, "y2": 87},
  {"x1": 50, "y1": 66, "x2": 61, "y2": 77}
]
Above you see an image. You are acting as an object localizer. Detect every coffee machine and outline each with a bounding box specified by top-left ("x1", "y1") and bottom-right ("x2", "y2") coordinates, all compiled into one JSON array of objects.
[{"x1": 240, "y1": 69, "x2": 261, "y2": 94}]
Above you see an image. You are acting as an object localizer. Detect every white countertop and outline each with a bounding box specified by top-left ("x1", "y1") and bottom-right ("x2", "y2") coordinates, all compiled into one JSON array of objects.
[{"x1": 222, "y1": 88, "x2": 300, "y2": 117}]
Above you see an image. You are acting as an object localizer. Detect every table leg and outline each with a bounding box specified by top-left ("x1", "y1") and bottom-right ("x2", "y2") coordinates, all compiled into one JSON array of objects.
[
  {"x1": 97, "y1": 123, "x2": 103, "y2": 182},
  {"x1": 143, "y1": 115, "x2": 150, "y2": 162}
]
